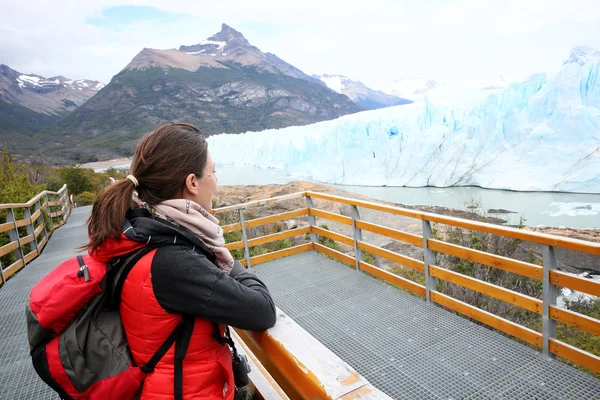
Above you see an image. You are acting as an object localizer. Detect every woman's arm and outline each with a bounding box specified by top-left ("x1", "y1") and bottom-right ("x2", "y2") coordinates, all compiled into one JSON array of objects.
[{"x1": 151, "y1": 247, "x2": 276, "y2": 331}]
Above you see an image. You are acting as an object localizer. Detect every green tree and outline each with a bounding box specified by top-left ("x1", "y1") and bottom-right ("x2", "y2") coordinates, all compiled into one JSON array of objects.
[
  {"x1": 57, "y1": 166, "x2": 94, "y2": 195},
  {"x1": 0, "y1": 145, "x2": 43, "y2": 203}
]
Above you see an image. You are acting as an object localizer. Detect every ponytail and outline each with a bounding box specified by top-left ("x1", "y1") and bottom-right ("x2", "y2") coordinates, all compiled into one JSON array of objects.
[{"x1": 87, "y1": 178, "x2": 137, "y2": 254}]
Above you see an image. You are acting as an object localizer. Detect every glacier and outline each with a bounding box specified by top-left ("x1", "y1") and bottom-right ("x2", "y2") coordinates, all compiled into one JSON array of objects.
[{"x1": 207, "y1": 58, "x2": 600, "y2": 193}]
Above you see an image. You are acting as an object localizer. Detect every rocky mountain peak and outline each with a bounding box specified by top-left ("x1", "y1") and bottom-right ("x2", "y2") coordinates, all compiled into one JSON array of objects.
[{"x1": 179, "y1": 23, "x2": 251, "y2": 56}]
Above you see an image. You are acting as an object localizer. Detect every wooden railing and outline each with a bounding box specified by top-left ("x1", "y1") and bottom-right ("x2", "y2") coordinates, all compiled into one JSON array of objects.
[
  {"x1": 0, "y1": 185, "x2": 71, "y2": 284},
  {"x1": 213, "y1": 190, "x2": 600, "y2": 380}
]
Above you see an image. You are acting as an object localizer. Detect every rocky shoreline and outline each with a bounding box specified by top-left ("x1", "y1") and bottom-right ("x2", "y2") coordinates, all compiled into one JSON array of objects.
[{"x1": 214, "y1": 181, "x2": 599, "y2": 275}]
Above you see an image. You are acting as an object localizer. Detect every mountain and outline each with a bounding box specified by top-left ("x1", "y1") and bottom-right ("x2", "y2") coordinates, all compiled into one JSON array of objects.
[
  {"x1": 50, "y1": 24, "x2": 361, "y2": 161},
  {"x1": 563, "y1": 46, "x2": 600, "y2": 66},
  {"x1": 386, "y1": 77, "x2": 441, "y2": 99},
  {"x1": 0, "y1": 64, "x2": 104, "y2": 151},
  {"x1": 0, "y1": 64, "x2": 104, "y2": 116},
  {"x1": 313, "y1": 74, "x2": 411, "y2": 110},
  {"x1": 208, "y1": 47, "x2": 600, "y2": 193}
]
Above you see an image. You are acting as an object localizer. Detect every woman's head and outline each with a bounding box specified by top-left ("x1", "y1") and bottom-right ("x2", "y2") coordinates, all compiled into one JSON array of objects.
[
  {"x1": 87, "y1": 122, "x2": 216, "y2": 253},
  {"x1": 130, "y1": 122, "x2": 216, "y2": 209}
]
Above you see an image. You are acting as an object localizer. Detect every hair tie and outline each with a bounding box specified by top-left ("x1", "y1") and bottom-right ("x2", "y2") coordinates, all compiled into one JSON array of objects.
[{"x1": 126, "y1": 175, "x2": 139, "y2": 187}]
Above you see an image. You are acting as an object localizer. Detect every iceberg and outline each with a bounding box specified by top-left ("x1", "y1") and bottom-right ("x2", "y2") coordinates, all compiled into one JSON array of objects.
[{"x1": 208, "y1": 54, "x2": 600, "y2": 193}]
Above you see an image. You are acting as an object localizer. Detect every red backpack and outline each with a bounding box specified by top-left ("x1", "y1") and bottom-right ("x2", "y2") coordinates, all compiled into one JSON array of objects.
[{"x1": 25, "y1": 246, "x2": 193, "y2": 400}]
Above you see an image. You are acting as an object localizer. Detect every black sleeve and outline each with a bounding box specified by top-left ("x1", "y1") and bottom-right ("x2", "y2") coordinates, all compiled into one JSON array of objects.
[{"x1": 151, "y1": 247, "x2": 276, "y2": 331}]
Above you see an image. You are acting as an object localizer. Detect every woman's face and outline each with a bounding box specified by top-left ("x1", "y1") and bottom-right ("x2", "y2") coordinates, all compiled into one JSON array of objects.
[{"x1": 183, "y1": 151, "x2": 218, "y2": 210}]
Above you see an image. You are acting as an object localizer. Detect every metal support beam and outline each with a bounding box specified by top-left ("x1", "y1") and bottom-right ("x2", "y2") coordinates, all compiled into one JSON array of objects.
[
  {"x1": 7, "y1": 208, "x2": 26, "y2": 267},
  {"x1": 239, "y1": 209, "x2": 252, "y2": 268},
  {"x1": 24, "y1": 206, "x2": 39, "y2": 254},
  {"x1": 351, "y1": 205, "x2": 363, "y2": 272},
  {"x1": 306, "y1": 196, "x2": 317, "y2": 244},
  {"x1": 0, "y1": 258, "x2": 5, "y2": 285},
  {"x1": 35, "y1": 199, "x2": 48, "y2": 241},
  {"x1": 46, "y1": 193, "x2": 55, "y2": 226},
  {"x1": 542, "y1": 245, "x2": 557, "y2": 358},
  {"x1": 422, "y1": 220, "x2": 437, "y2": 302}
]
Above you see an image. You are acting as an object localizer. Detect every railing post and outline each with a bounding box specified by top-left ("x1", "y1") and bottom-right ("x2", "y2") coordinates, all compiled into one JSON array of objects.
[
  {"x1": 542, "y1": 245, "x2": 558, "y2": 358},
  {"x1": 0, "y1": 259, "x2": 5, "y2": 285},
  {"x1": 239, "y1": 209, "x2": 252, "y2": 268},
  {"x1": 351, "y1": 205, "x2": 363, "y2": 272},
  {"x1": 35, "y1": 199, "x2": 48, "y2": 241},
  {"x1": 7, "y1": 208, "x2": 26, "y2": 267},
  {"x1": 60, "y1": 189, "x2": 68, "y2": 224},
  {"x1": 50, "y1": 193, "x2": 58, "y2": 227},
  {"x1": 46, "y1": 193, "x2": 55, "y2": 227},
  {"x1": 23, "y1": 206, "x2": 39, "y2": 254},
  {"x1": 422, "y1": 219, "x2": 437, "y2": 302},
  {"x1": 305, "y1": 195, "x2": 317, "y2": 244}
]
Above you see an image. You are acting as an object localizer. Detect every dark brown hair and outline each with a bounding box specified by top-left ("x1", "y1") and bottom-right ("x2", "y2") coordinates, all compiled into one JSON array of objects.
[{"x1": 87, "y1": 122, "x2": 208, "y2": 254}]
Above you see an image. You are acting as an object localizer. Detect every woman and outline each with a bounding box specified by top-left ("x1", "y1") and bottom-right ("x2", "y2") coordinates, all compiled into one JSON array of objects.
[{"x1": 86, "y1": 123, "x2": 276, "y2": 399}]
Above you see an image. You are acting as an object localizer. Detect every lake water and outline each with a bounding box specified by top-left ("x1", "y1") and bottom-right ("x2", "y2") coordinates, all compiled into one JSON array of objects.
[
  {"x1": 214, "y1": 165, "x2": 600, "y2": 229},
  {"x1": 92, "y1": 162, "x2": 600, "y2": 229}
]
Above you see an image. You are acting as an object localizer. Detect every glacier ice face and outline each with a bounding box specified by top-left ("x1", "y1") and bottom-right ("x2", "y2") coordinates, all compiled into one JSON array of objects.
[{"x1": 208, "y1": 59, "x2": 600, "y2": 193}]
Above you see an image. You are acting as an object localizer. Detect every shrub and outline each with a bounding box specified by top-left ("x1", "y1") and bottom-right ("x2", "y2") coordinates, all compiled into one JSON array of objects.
[{"x1": 74, "y1": 191, "x2": 96, "y2": 206}]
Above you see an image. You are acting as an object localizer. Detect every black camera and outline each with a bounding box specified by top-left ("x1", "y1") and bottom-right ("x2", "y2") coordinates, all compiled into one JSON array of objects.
[{"x1": 232, "y1": 352, "x2": 251, "y2": 387}]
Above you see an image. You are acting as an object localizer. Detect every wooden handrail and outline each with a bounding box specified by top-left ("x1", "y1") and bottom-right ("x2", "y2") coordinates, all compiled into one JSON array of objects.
[
  {"x1": 311, "y1": 226, "x2": 354, "y2": 246},
  {"x1": 0, "y1": 185, "x2": 71, "y2": 285},
  {"x1": 212, "y1": 192, "x2": 306, "y2": 214},
  {"x1": 357, "y1": 241, "x2": 424, "y2": 272},
  {"x1": 549, "y1": 339, "x2": 600, "y2": 374},
  {"x1": 428, "y1": 239, "x2": 542, "y2": 280},
  {"x1": 222, "y1": 190, "x2": 599, "y2": 376},
  {"x1": 306, "y1": 191, "x2": 600, "y2": 256},
  {"x1": 309, "y1": 208, "x2": 353, "y2": 226},
  {"x1": 235, "y1": 310, "x2": 391, "y2": 399},
  {"x1": 0, "y1": 185, "x2": 68, "y2": 210},
  {"x1": 429, "y1": 265, "x2": 542, "y2": 314},
  {"x1": 355, "y1": 220, "x2": 423, "y2": 247},
  {"x1": 359, "y1": 261, "x2": 426, "y2": 297},
  {"x1": 431, "y1": 291, "x2": 542, "y2": 347}
]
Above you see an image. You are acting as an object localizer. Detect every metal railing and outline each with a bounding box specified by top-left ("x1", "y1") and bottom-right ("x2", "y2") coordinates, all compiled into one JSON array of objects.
[
  {"x1": 0, "y1": 185, "x2": 71, "y2": 284},
  {"x1": 213, "y1": 190, "x2": 600, "y2": 379}
]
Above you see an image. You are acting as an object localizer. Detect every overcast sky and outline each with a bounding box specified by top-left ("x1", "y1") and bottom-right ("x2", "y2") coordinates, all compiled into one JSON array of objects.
[{"x1": 1, "y1": 0, "x2": 600, "y2": 90}]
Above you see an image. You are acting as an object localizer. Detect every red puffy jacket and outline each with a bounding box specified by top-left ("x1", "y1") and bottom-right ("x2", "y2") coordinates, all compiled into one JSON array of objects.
[{"x1": 92, "y1": 208, "x2": 276, "y2": 399}]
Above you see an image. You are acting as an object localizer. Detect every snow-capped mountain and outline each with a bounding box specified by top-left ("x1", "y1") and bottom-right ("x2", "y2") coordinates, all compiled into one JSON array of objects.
[
  {"x1": 386, "y1": 77, "x2": 441, "y2": 99},
  {"x1": 314, "y1": 74, "x2": 411, "y2": 110},
  {"x1": 208, "y1": 47, "x2": 600, "y2": 193},
  {"x1": 563, "y1": 46, "x2": 600, "y2": 67},
  {"x1": 0, "y1": 64, "x2": 104, "y2": 115}
]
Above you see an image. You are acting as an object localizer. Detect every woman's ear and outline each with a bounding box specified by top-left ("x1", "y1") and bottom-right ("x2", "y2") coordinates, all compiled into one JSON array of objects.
[{"x1": 182, "y1": 173, "x2": 198, "y2": 197}]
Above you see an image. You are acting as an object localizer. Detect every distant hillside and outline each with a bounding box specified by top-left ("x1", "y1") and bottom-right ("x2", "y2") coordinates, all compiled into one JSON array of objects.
[
  {"x1": 47, "y1": 24, "x2": 362, "y2": 162},
  {"x1": 314, "y1": 74, "x2": 411, "y2": 109}
]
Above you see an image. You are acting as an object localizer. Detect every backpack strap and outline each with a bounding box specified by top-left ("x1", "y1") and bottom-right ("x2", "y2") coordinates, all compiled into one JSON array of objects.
[
  {"x1": 139, "y1": 316, "x2": 193, "y2": 400},
  {"x1": 111, "y1": 245, "x2": 194, "y2": 400},
  {"x1": 139, "y1": 317, "x2": 187, "y2": 374},
  {"x1": 174, "y1": 315, "x2": 194, "y2": 400},
  {"x1": 109, "y1": 245, "x2": 160, "y2": 307}
]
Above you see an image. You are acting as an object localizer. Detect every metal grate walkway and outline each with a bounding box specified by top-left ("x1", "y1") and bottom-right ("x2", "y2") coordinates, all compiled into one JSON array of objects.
[
  {"x1": 1, "y1": 207, "x2": 599, "y2": 399},
  {"x1": 0, "y1": 206, "x2": 90, "y2": 399},
  {"x1": 253, "y1": 252, "x2": 600, "y2": 400}
]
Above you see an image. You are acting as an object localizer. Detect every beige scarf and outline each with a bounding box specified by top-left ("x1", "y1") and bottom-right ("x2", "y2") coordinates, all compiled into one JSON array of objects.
[{"x1": 153, "y1": 199, "x2": 234, "y2": 274}]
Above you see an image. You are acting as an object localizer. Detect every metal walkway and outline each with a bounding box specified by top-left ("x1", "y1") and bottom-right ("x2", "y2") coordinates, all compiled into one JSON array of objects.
[
  {"x1": 1, "y1": 207, "x2": 599, "y2": 399},
  {"x1": 253, "y1": 252, "x2": 600, "y2": 400},
  {"x1": 0, "y1": 206, "x2": 90, "y2": 399}
]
